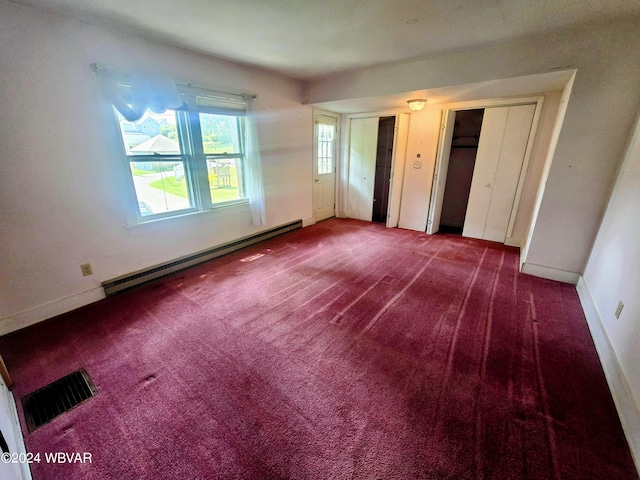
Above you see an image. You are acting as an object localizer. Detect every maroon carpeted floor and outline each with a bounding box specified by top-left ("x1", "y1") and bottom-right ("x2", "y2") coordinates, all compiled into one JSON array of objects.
[{"x1": 1, "y1": 219, "x2": 637, "y2": 479}]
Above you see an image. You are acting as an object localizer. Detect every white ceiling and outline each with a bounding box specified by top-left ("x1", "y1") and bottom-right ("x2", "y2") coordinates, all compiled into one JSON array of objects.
[{"x1": 10, "y1": 0, "x2": 640, "y2": 80}]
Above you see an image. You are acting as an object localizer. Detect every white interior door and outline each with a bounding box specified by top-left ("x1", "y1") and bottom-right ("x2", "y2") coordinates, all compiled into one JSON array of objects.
[
  {"x1": 387, "y1": 113, "x2": 410, "y2": 228},
  {"x1": 0, "y1": 375, "x2": 32, "y2": 480},
  {"x1": 347, "y1": 117, "x2": 378, "y2": 221},
  {"x1": 463, "y1": 104, "x2": 536, "y2": 242},
  {"x1": 463, "y1": 107, "x2": 509, "y2": 239},
  {"x1": 426, "y1": 110, "x2": 456, "y2": 234},
  {"x1": 313, "y1": 114, "x2": 337, "y2": 221},
  {"x1": 484, "y1": 104, "x2": 536, "y2": 241}
]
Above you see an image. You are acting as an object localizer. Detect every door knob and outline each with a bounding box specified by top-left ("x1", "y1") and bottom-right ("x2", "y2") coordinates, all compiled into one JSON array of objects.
[{"x1": 315, "y1": 178, "x2": 319, "y2": 182}]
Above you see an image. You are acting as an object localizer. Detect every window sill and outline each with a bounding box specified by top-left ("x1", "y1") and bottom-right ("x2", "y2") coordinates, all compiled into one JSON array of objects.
[{"x1": 126, "y1": 200, "x2": 250, "y2": 237}]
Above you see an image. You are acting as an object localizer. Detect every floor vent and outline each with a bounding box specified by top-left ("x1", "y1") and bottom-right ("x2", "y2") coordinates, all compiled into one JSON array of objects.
[
  {"x1": 22, "y1": 368, "x2": 97, "y2": 432},
  {"x1": 102, "y1": 219, "x2": 303, "y2": 296}
]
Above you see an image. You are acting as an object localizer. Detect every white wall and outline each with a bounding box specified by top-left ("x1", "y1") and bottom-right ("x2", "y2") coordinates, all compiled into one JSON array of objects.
[
  {"x1": 0, "y1": 1, "x2": 312, "y2": 333},
  {"x1": 309, "y1": 18, "x2": 640, "y2": 279},
  {"x1": 337, "y1": 94, "x2": 563, "y2": 250},
  {"x1": 579, "y1": 111, "x2": 640, "y2": 467},
  {"x1": 398, "y1": 107, "x2": 442, "y2": 231},
  {"x1": 511, "y1": 92, "x2": 561, "y2": 243}
]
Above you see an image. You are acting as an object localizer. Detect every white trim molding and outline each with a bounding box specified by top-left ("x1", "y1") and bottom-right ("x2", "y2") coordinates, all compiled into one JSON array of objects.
[
  {"x1": 505, "y1": 236, "x2": 523, "y2": 248},
  {"x1": 0, "y1": 377, "x2": 32, "y2": 480},
  {"x1": 520, "y1": 262, "x2": 580, "y2": 284},
  {"x1": 302, "y1": 217, "x2": 317, "y2": 227},
  {"x1": 0, "y1": 287, "x2": 105, "y2": 336},
  {"x1": 577, "y1": 276, "x2": 640, "y2": 474}
]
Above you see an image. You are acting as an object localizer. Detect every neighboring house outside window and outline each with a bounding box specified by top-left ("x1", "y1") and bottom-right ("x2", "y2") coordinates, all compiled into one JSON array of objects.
[
  {"x1": 107, "y1": 85, "x2": 248, "y2": 221},
  {"x1": 93, "y1": 65, "x2": 265, "y2": 226},
  {"x1": 115, "y1": 100, "x2": 248, "y2": 220}
]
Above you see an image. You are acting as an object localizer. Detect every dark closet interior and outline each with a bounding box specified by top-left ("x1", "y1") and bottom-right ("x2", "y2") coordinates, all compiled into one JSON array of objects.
[
  {"x1": 439, "y1": 109, "x2": 484, "y2": 234},
  {"x1": 372, "y1": 116, "x2": 396, "y2": 223}
]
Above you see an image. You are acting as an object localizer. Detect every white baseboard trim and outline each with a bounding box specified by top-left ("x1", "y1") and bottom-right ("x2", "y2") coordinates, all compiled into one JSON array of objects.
[
  {"x1": 520, "y1": 262, "x2": 580, "y2": 284},
  {"x1": 302, "y1": 217, "x2": 317, "y2": 227},
  {"x1": 505, "y1": 236, "x2": 523, "y2": 248},
  {"x1": 0, "y1": 287, "x2": 105, "y2": 336},
  {"x1": 577, "y1": 277, "x2": 640, "y2": 474}
]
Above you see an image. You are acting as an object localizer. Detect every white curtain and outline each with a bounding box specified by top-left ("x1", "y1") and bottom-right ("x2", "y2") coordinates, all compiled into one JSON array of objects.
[
  {"x1": 244, "y1": 95, "x2": 267, "y2": 226},
  {"x1": 97, "y1": 68, "x2": 183, "y2": 122}
]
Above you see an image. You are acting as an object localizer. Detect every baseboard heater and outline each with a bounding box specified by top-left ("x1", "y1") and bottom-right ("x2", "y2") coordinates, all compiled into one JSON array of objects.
[{"x1": 102, "y1": 219, "x2": 303, "y2": 297}]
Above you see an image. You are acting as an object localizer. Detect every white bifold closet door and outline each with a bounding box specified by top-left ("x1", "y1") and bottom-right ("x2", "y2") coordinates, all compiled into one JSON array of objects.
[
  {"x1": 463, "y1": 104, "x2": 535, "y2": 243},
  {"x1": 347, "y1": 117, "x2": 379, "y2": 221}
]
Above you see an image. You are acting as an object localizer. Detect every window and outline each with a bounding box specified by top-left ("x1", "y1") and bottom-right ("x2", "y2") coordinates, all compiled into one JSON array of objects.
[
  {"x1": 198, "y1": 111, "x2": 246, "y2": 205},
  {"x1": 316, "y1": 122, "x2": 335, "y2": 175},
  {"x1": 113, "y1": 85, "x2": 252, "y2": 221},
  {"x1": 118, "y1": 109, "x2": 189, "y2": 217},
  {"x1": 94, "y1": 65, "x2": 265, "y2": 226}
]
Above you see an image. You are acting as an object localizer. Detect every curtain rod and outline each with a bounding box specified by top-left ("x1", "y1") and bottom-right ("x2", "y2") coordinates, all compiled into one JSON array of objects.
[{"x1": 90, "y1": 63, "x2": 257, "y2": 99}]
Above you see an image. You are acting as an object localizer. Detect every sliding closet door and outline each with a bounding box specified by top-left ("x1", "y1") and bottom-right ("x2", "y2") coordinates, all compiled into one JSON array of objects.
[
  {"x1": 463, "y1": 108, "x2": 508, "y2": 239},
  {"x1": 347, "y1": 117, "x2": 378, "y2": 221},
  {"x1": 483, "y1": 104, "x2": 536, "y2": 242},
  {"x1": 463, "y1": 104, "x2": 535, "y2": 243},
  {"x1": 387, "y1": 113, "x2": 410, "y2": 228},
  {"x1": 426, "y1": 110, "x2": 456, "y2": 234}
]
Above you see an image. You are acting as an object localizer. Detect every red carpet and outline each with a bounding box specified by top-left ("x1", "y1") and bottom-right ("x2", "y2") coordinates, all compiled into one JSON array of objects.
[{"x1": 1, "y1": 219, "x2": 637, "y2": 479}]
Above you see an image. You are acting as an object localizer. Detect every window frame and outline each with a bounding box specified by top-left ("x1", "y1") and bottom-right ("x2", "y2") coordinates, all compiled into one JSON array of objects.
[
  {"x1": 196, "y1": 108, "x2": 248, "y2": 209},
  {"x1": 114, "y1": 90, "x2": 250, "y2": 225}
]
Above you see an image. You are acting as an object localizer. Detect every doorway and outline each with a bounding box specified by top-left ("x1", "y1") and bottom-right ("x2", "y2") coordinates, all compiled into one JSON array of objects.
[
  {"x1": 462, "y1": 104, "x2": 536, "y2": 242},
  {"x1": 313, "y1": 113, "x2": 338, "y2": 222},
  {"x1": 347, "y1": 113, "x2": 409, "y2": 225},
  {"x1": 427, "y1": 103, "x2": 536, "y2": 244},
  {"x1": 372, "y1": 116, "x2": 396, "y2": 223},
  {"x1": 439, "y1": 109, "x2": 484, "y2": 234}
]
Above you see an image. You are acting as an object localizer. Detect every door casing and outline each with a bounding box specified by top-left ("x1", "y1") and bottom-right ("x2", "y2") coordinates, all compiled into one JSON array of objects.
[
  {"x1": 345, "y1": 112, "x2": 410, "y2": 225},
  {"x1": 313, "y1": 111, "x2": 339, "y2": 222}
]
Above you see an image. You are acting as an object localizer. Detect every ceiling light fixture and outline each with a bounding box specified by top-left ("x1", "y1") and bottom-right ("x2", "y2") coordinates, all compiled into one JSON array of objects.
[{"x1": 407, "y1": 99, "x2": 427, "y2": 111}]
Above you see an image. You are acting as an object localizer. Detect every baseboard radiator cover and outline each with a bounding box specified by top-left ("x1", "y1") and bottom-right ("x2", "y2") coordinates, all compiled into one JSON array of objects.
[{"x1": 102, "y1": 220, "x2": 303, "y2": 297}]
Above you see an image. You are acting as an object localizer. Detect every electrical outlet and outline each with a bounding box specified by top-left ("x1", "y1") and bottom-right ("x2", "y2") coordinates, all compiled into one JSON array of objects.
[
  {"x1": 80, "y1": 263, "x2": 93, "y2": 276},
  {"x1": 615, "y1": 300, "x2": 624, "y2": 319}
]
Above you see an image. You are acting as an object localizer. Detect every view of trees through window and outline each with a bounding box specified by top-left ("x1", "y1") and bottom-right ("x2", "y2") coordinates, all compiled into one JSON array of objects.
[
  {"x1": 199, "y1": 113, "x2": 241, "y2": 155},
  {"x1": 199, "y1": 112, "x2": 244, "y2": 206},
  {"x1": 117, "y1": 109, "x2": 245, "y2": 217}
]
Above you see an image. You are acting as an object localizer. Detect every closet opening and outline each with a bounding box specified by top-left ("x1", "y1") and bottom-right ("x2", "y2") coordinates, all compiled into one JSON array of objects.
[
  {"x1": 438, "y1": 109, "x2": 484, "y2": 234},
  {"x1": 372, "y1": 116, "x2": 396, "y2": 223}
]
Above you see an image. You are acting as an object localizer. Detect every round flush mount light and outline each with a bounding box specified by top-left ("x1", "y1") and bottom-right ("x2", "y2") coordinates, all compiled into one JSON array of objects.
[{"x1": 407, "y1": 99, "x2": 427, "y2": 111}]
